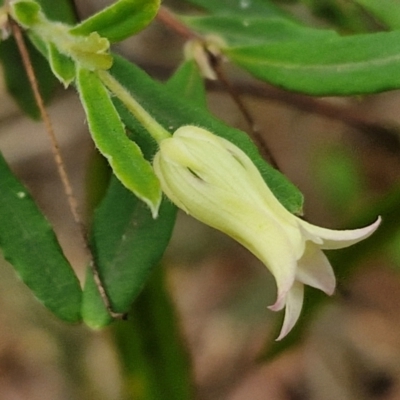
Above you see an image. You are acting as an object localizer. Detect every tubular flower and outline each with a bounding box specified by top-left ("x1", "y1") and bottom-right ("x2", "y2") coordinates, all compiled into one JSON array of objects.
[{"x1": 153, "y1": 126, "x2": 381, "y2": 340}]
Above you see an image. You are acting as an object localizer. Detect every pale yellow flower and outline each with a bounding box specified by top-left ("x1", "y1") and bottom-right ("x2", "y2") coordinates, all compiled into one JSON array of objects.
[{"x1": 153, "y1": 126, "x2": 381, "y2": 340}]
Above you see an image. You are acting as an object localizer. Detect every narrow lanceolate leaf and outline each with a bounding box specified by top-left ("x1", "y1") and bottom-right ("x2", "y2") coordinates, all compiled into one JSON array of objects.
[
  {"x1": 76, "y1": 67, "x2": 162, "y2": 217},
  {"x1": 355, "y1": 0, "x2": 400, "y2": 30},
  {"x1": 82, "y1": 176, "x2": 177, "y2": 328},
  {"x1": 225, "y1": 30, "x2": 400, "y2": 95},
  {"x1": 70, "y1": 0, "x2": 160, "y2": 43},
  {"x1": 0, "y1": 153, "x2": 82, "y2": 322},
  {"x1": 182, "y1": 15, "x2": 337, "y2": 46},
  {"x1": 110, "y1": 55, "x2": 304, "y2": 215},
  {"x1": 165, "y1": 60, "x2": 208, "y2": 109}
]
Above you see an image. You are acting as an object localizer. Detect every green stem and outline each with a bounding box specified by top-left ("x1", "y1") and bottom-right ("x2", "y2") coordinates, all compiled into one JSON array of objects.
[{"x1": 97, "y1": 70, "x2": 171, "y2": 144}]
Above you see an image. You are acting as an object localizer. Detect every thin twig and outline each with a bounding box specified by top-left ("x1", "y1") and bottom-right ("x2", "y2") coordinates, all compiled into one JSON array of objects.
[
  {"x1": 11, "y1": 21, "x2": 83, "y2": 229},
  {"x1": 10, "y1": 19, "x2": 124, "y2": 320}
]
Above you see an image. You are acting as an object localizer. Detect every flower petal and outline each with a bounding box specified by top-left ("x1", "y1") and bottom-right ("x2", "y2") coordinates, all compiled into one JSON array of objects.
[
  {"x1": 275, "y1": 281, "x2": 304, "y2": 341},
  {"x1": 299, "y1": 216, "x2": 381, "y2": 250},
  {"x1": 245, "y1": 216, "x2": 297, "y2": 311},
  {"x1": 296, "y1": 242, "x2": 336, "y2": 295}
]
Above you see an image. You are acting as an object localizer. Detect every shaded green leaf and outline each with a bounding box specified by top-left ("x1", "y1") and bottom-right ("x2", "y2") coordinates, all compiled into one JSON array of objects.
[
  {"x1": 0, "y1": 35, "x2": 58, "y2": 119},
  {"x1": 82, "y1": 175, "x2": 177, "y2": 328},
  {"x1": 182, "y1": 15, "x2": 337, "y2": 46},
  {"x1": 225, "y1": 30, "x2": 400, "y2": 95},
  {"x1": 113, "y1": 265, "x2": 192, "y2": 400},
  {"x1": 355, "y1": 0, "x2": 400, "y2": 30},
  {"x1": 70, "y1": 0, "x2": 160, "y2": 43},
  {"x1": 0, "y1": 153, "x2": 82, "y2": 322},
  {"x1": 36, "y1": 0, "x2": 76, "y2": 24},
  {"x1": 76, "y1": 68, "x2": 162, "y2": 217},
  {"x1": 300, "y1": 0, "x2": 371, "y2": 32},
  {"x1": 110, "y1": 55, "x2": 304, "y2": 215},
  {"x1": 165, "y1": 60, "x2": 207, "y2": 109}
]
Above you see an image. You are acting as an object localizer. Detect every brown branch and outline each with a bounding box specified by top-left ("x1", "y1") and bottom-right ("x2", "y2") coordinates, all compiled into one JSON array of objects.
[
  {"x1": 10, "y1": 19, "x2": 125, "y2": 320},
  {"x1": 228, "y1": 82, "x2": 400, "y2": 153}
]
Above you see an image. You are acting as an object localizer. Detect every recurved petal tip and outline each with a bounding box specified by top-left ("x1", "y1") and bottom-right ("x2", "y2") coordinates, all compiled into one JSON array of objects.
[
  {"x1": 275, "y1": 282, "x2": 304, "y2": 341},
  {"x1": 268, "y1": 293, "x2": 286, "y2": 312},
  {"x1": 301, "y1": 216, "x2": 382, "y2": 250}
]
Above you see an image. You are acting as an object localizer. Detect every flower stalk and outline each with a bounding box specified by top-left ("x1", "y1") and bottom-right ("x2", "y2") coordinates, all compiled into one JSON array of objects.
[{"x1": 97, "y1": 70, "x2": 171, "y2": 144}]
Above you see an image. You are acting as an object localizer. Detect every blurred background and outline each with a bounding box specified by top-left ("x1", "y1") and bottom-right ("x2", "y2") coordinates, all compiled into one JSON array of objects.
[{"x1": 2, "y1": 0, "x2": 400, "y2": 399}]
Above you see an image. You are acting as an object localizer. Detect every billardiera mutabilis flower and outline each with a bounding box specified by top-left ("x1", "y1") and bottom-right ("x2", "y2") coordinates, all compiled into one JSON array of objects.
[{"x1": 153, "y1": 126, "x2": 381, "y2": 340}]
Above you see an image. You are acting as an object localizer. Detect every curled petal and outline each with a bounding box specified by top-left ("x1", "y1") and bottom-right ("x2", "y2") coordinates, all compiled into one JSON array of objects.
[
  {"x1": 299, "y1": 216, "x2": 381, "y2": 250},
  {"x1": 275, "y1": 281, "x2": 304, "y2": 341}
]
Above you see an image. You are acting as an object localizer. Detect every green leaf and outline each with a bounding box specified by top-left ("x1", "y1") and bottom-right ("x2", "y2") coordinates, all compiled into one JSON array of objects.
[
  {"x1": 35, "y1": 0, "x2": 76, "y2": 24},
  {"x1": 48, "y1": 42, "x2": 75, "y2": 86},
  {"x1": 165, "y1": 60, "x2": 208, "y2": 109},
  {"x1": 70, "y1": 0, "x2": 160, "y2": 43},
  {"x1": 113, "y1": 265, "x2": 192, "y2": 400},
  {"x1": 10, "y1": 0, "x2": 41, "y2": 27},
  {"x1": 81, "y1": 175, "x2": 177, "y2": 328},
  {"x1": 300, "y1": 0, "x2": 371, "y2": 32},
  {"x1": 0, "y1": 153, "x2": 82, "y2": 322},
  {"x1": 183, "y1": 0, "x2": 292, "y2": 18},
  {"x1": 355, "y1": 0, "x2": 400, "y2": 30},
  {"x1": 76, "y1": 67, "x2": 162, "y2": 217},
  {"x1": 182, "y1": 15, "x2": 337, "y2": 46},
  {"x1": 110, "y1": 55, "x2": 304, "y2": 215},
  {"x1": 225, "y1": 30, "x2": 400, "y2": 95},
  {"x1": 0, "y1": 35, "x2": 58, "y2": 119}
]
